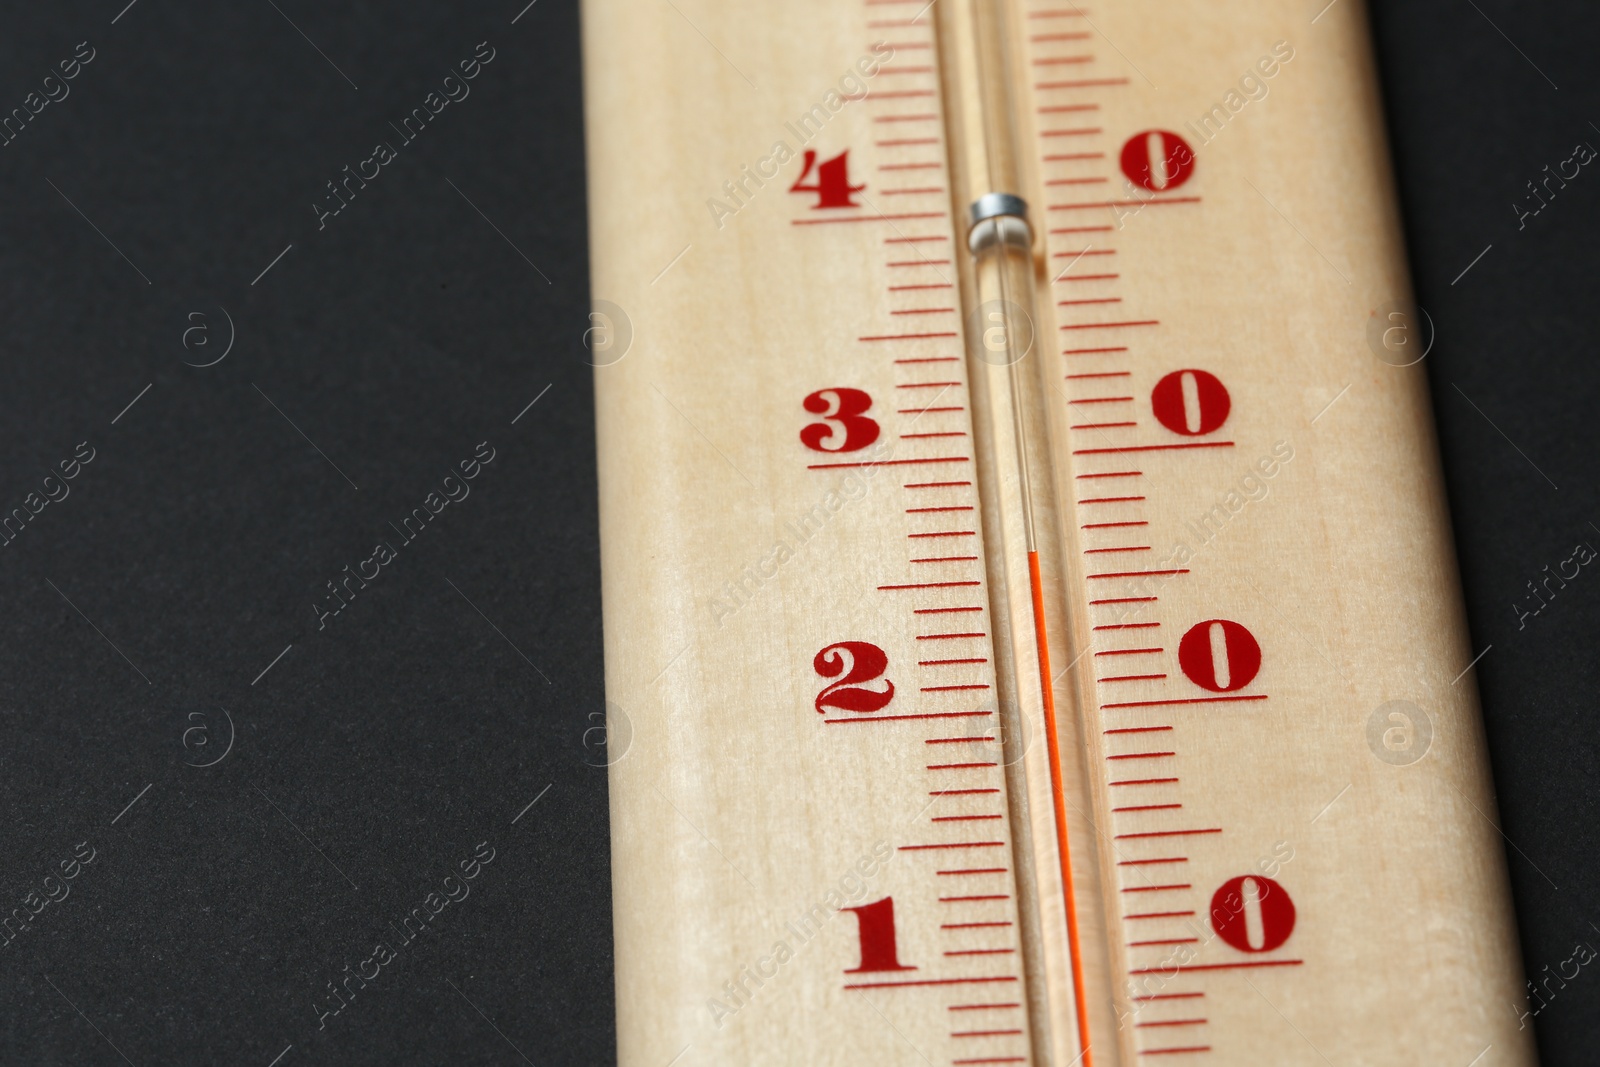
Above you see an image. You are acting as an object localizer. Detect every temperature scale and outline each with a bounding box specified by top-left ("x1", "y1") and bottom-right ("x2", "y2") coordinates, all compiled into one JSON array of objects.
[{"x1": 582, "y1": 0, "x2": 1535, "y2": 1062}]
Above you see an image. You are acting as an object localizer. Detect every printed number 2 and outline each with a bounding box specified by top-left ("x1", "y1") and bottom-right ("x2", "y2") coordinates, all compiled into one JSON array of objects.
[
  {"x1": 814, "y1": 641, "x2": 894, "y2": 714},
  {"x1": 791, "y1": 150, "x2": 865, "y2": 209},
  {"x1": 802, "y1": 388, "x2": 881, "y2": 453}
]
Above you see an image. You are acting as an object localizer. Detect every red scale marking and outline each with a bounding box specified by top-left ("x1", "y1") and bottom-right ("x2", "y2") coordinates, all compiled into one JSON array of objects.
[
  {"x1": 950, "y1": 1003, "x2": 1023, "y2": 1012},
  {"x1": 1128, "y1": 939, "x2": 1199, "y2": 949},
  {"x1": 1140, "y1": 1048, "x2": 1213, "y2": 1057},
  {"x1": 854, "y1": 31, "x2": 1030, "y2": 1058},
  {"x1": 844, "y1": 12, "x2": 1282, "y2": 1062},
  {"x1": 1036, "y1": 77, "x2": 1130, "y2": 89},
  {"x1": 1023, "y1": 39, "x2": 1224, "y2": 1039}
]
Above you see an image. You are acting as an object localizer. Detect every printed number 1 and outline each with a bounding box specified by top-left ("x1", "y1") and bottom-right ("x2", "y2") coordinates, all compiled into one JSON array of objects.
[
  {"x1": 791, "y1": 149, "x2": 865, "y2": 209},
  {"x1": 843, "y1": 897, "x2": 916, "y2": 973}
]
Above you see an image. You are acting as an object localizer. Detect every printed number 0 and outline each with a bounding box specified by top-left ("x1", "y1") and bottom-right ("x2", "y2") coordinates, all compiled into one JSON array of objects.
[
  {"x1": 1151, "y1": 370, "x2": 1231, "y2": 436},
  {"x1": 814, "y1": 641, "x2": 895, "y2": 714},
  {"x1": 1177, "y1": 620, "x2": 1261, "y2": 692},
  {"x1": 802, "y1": 388, "x2": 881, "y2": 453},
  {"x1": 1210, "y1": 875, "x2": 1296, "y2": 953},
  {"x1": 1119, "y1": 130, "x2": 1196, "y2": 192}
]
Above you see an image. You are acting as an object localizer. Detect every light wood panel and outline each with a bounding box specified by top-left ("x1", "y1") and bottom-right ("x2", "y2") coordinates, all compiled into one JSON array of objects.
[{"x1": 582, "y1": 1, "x2": 1536, "y2": 1063}]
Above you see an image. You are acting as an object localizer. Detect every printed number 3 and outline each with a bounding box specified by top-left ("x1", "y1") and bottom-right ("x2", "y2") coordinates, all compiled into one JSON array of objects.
[{"x1": 801, "y1": 388, "x2": 881, "y2": 453}]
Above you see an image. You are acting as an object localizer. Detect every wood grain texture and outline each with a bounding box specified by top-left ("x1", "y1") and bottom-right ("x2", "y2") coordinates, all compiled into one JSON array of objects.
[{"x1": 583, "y1": 0, "x2": 1536, "y2": 1063}]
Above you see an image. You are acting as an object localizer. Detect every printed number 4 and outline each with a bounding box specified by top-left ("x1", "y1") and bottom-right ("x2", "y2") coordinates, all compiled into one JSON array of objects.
[{"x1": 791, "y1": 150, "x2": 865, "y2": 209}]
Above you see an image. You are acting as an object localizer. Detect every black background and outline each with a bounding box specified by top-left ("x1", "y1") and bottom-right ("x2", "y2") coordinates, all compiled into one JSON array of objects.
[
  {"x1": 0, "y1": 1, "x2": 1592, "y2": 1064},
  {"x1": 0, "y1": 1, "x2": 610, "y2": 1065},
  {"x1": 1371, "y1": 0, "x2": 1600, "y2": 1060}
]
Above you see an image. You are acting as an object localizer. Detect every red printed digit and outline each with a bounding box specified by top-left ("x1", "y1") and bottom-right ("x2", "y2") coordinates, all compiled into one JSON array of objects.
[
  {"x1": 842, "y1": 897, "x2": 916, "y2": 973},
  {"x1": 1120, "y1": 130, "x2": 1196, "y2": 192},
  {"x1": 1151, "y1": 369, "x2": 1231, "y2": 435},
  {"x1": 814, "y1": 641, "x2": 895, "y2": 714},
  {"x1": 802, "y1": 388, "x2": 881, "y2": 453},
  {"x1": 1210, "y1": 875, "x2": 1296, "y2": 953},
  {"x1": 1178, "y1": 620, "x2": 1261, "y2": 692},
  {"x1": 791, "y1": 149, "x2": 865, "y2": 209}
]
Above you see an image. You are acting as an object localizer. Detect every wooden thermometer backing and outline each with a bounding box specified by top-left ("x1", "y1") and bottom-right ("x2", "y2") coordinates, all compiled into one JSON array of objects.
[{"x1": 582, "y1": 0, "x2": 1536, "y2": 1063}]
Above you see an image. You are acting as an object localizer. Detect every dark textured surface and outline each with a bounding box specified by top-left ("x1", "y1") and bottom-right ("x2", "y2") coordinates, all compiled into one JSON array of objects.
[
  {"x1": 0, "y1": 0, "x2": 1595, "y2": 1064},
  {"x1": 1370, "y1": 0, "x2": 1600, "y2": 1060},
  {"x1": 0, "y1": 2, "x2": 612, "y2": 1065}
]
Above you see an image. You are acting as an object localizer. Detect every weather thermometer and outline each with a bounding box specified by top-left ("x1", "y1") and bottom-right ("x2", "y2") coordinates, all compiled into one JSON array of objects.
[{"x1": 582, "y1": 0, "x2": 1534, "y2": 1063}]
